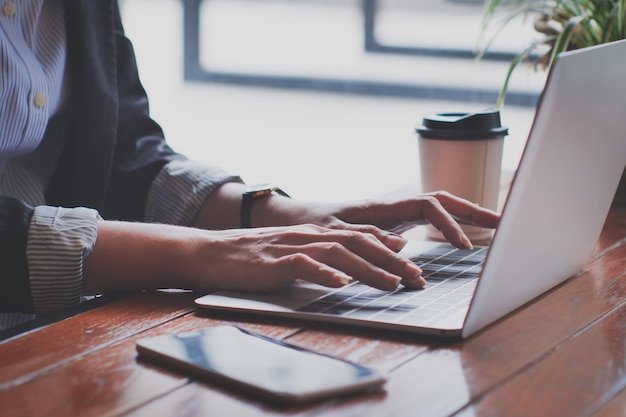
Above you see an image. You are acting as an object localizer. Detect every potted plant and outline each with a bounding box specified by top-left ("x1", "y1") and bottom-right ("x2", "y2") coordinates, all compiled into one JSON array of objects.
[
  {"x1": 478, "y1": 0, "x2": 626, "y2": 204},
  {"x1": 480, "y1": 0, "x2": 626, "y2": 106}
]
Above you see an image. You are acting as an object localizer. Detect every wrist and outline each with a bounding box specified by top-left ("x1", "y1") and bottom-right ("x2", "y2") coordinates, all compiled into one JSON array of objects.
[
  {"x1": 240, "y1": 184, "x2": 291, "y2": 228},
  {"x1": 192, "y1": 182, "x2": 247, "y2": 230},
  {"x1": 84, "y1": 221, "x2": 195, "y2": 293}
]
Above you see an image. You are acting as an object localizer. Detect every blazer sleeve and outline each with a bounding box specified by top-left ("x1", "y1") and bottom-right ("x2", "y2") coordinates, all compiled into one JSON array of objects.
[
  {"x1": 0, "y1": 196, "x2": 34, "y2": 313},
  {"x1": 103, "y1": 1, "x2": 187, "y2": 221},
  {"x1": 46, "y1": 0, "x2": 185, "y2": 221},
  {"x1": 0, "y1": 1, "x2": 183, "y2": 314}
]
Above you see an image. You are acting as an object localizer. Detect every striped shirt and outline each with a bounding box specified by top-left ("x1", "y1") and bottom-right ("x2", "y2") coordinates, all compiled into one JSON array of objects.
[
  {"x1": 0, "y1": 1, "x2": 242, "y2": 330},
  {"x1": 0, "y1": 0, "x2": 66, "y2": 161}
]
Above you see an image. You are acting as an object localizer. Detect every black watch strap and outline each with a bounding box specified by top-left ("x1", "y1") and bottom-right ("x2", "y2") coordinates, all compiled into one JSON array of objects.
[{"x1": 240, "y1": 184, "x2": 290, "y2": 228}]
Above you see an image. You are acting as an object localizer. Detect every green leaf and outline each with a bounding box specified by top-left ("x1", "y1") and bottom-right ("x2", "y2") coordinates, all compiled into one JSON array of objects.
[{"x1": 479, "y1": 0, "x2": 626, "y2": 107}]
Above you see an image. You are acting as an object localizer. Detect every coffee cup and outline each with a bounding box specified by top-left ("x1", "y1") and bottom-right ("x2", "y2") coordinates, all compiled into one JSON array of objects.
[{"x1": 415, "y1": 109, "x2": 508, "y2": 244}]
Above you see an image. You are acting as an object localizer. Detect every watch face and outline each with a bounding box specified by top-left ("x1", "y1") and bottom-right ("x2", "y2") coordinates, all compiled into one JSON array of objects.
[
  {"x1": 245, "y1": 184, "x2": 272, "y2": 194},
  {"x1": 243, "y1": 185, "x2": 289, "y2": 199}
]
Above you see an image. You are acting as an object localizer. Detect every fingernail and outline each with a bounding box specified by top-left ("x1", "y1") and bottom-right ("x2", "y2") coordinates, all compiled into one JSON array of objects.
[
  {"x1": 390, "y1": 276, "x2": 402, "y2": 290},
  {"x1": 337, "y1": 274, "x2": 352, "y2": 286},
  {"x1": 385, "y1": 233, "x2": 408, "y2": 251},
  {"x1": 402, "y1": 257, "x2": 423, "y2": 276},
  {"x1": 403, "y1": 274, "x2": 426, "y2": 288},
  {"x1": 404, "y1": 262, "x2": 425, "y2": 287},
  {"x1": 410, "y1": 262, "x2": 423, "y2": 276}
]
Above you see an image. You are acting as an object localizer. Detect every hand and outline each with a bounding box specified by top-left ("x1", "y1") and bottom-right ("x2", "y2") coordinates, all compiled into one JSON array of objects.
[
  {"x1": 185, "y1": 224, "x2": 425, "y2": 292},
  {"x1": 252, "y1": 188, "x2": 501, "y2": 250},
  {"x1": 99, "y1": 184, "x2": 497, "y2": 295},
  {"x1": 84, "y1": 221, "x2": 425, "y2": 295},
  {"x1": 84, "y1": 189, "x2": 499, "y2": 295}
]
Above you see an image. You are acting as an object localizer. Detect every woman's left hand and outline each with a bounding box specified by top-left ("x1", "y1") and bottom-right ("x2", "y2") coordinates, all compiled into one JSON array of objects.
[{"x1": 257, "y1": 188, "x2": 501, "y2": 251}]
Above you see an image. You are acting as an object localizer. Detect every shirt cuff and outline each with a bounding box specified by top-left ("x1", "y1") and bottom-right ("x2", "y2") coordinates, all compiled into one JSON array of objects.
[
  {"x1": 145, "y1": 159, "x2": 243, "y2": 226},
  {"x1": 26, "y1": 206, "x2": 100, "y2": 316}
]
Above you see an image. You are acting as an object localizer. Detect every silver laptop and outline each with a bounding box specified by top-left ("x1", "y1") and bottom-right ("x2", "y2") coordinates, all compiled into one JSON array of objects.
[{"x1": 196, "y1": 40, "x2": 626, "y2": 339}]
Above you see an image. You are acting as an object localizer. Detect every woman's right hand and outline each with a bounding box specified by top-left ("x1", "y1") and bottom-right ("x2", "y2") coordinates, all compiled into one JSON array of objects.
[{"x1": 83, "y1": 221, "x2": 425, "y2": 296}]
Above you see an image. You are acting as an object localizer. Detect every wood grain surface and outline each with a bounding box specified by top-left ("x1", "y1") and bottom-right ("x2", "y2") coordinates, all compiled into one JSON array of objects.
[{"x1": 1, "y1": 206, "x2": 624, "y2": 417}]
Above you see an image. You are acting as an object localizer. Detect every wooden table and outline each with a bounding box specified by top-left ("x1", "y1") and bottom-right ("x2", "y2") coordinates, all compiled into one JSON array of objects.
[{"x1": 1, "y1": 206, "x2": 625, "y2": 417}]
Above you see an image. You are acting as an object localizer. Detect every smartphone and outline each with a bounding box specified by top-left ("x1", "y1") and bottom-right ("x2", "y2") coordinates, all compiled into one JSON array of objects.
[{"x1": 136, "y1": 326, "x2": 386, "y2": 405}]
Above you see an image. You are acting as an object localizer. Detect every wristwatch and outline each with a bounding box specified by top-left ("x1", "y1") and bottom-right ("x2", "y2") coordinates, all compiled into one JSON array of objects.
[{"x1": 240, "y1": 184, "x2": 290, "y2": 228}]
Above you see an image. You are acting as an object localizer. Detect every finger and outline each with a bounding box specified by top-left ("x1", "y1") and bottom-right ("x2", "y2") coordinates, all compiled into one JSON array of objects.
[
  {"x1": 255, "y1": 224, "x2": 391, "y2": 254},
  {"x1": 229, "y1": 225, "x2": 426, "y2": 290},
  {"x1": 286, "y1": 237, "x2": 425, "y2": 290},
  {"x1": 299, "y1": 242, "x2": 400, "y2": 290},
  {"x1": 415, "y1": 195, "x2": 473, "y2": 249},
  {"x1": 430, "y1": 191, "x2": 501, "y2": 228},
  {"x1": 227, "y1": 223, "x2": 323, "y2": 237},
  {"x1": 333, "y1": 230, "x2": 424, "y2": 285},
  {"x1": 331, "y1": 195, "x2": 485, "y2": 242},
  {"x1": 327, "y1": 222, "x2": 409, "y2": 252},
  {"x1": 273, "y1": 252, "x2": 354, "y2": 288}
]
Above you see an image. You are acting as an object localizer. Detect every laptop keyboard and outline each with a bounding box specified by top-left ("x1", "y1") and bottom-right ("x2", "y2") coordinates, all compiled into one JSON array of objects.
[{"x1": 296, "y1": 245, "x2": 487, "y2": 327}]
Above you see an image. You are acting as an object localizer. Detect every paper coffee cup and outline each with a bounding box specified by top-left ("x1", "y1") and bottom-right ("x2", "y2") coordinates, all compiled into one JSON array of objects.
[{"x1": 415, "y1": 109, "x2": 508, "y2": 244}]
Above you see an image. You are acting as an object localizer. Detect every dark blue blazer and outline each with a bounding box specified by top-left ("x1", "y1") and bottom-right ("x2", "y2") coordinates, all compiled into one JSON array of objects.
[{"x1": 0, "y1": 0, "x2": 185, "y2": 312}]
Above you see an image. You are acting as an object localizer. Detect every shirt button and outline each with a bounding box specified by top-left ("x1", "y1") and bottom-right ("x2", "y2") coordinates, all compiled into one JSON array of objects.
[
  {"x1": 2, "y1": 2, "x2": 17, "y2": 17},
  {"x1": 34, "y1": 92, "x2": 48, "y2": 107}
]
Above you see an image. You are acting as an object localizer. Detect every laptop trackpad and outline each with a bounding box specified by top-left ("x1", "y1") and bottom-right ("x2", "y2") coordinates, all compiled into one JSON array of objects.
[{"x1": 195, "y1": 281, "x2": 332, "y2": 313}]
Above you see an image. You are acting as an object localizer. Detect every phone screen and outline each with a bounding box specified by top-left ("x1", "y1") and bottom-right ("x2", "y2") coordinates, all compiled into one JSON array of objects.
[{"x1": 136, "y1": 326, "x2": 386, "y2": 405}]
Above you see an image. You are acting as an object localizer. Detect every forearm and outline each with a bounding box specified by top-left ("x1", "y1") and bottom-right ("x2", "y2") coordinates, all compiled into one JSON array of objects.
[
  {"x1": 192, "y1": 182, "x2": 309, "y2": 230},
  {"x1": 146, "y1": 160, "x2": 243, "y2": 228},
  {"x1": 192, "y1": 182, "x2": 247, "y2": 230},
  {"x1": 82, "y1": 220, "x2": 200, "y2": 294}
]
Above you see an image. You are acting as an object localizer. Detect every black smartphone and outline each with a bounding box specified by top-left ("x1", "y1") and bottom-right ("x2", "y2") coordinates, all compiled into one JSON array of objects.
[{"x1": 136, "y1": 325, "x2": 386, "y2": 405}]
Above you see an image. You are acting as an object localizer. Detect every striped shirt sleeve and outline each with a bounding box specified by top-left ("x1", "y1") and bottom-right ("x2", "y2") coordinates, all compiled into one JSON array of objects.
[
  {"x1": 145, "y1": 159, "x2": 243, "y2": 226},
  {"x1": 26, "y1": 206, "x2": 99, "y2": 315}
]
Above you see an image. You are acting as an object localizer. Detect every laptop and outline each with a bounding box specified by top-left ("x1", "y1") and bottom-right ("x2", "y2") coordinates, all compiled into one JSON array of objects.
[{"x1": 195, "y1": 40, "x2": 626, "y2": 339}]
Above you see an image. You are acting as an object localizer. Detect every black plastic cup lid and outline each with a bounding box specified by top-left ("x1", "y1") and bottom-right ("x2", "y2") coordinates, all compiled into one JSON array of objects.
[{"x1": 415, "y1": 109, "x2": 509, "y2": 140}]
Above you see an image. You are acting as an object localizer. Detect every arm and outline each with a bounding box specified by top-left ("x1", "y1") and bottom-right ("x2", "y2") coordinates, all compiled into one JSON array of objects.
[
  {"x1": 83, "y1": 184, "x2": 499, "y2": 296},
  {"x1": 5, "y1": 1, "x2": 177, "y2": 318},
  {"x1": 191, "y1": 182, "x2": 500, "y2": 247},
  {"x1": 63, "y1": 2, "x2": 500, "y2": 301},
  {"x1": 82, "y1": 219, "x2": 419, "y2": 295}
]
